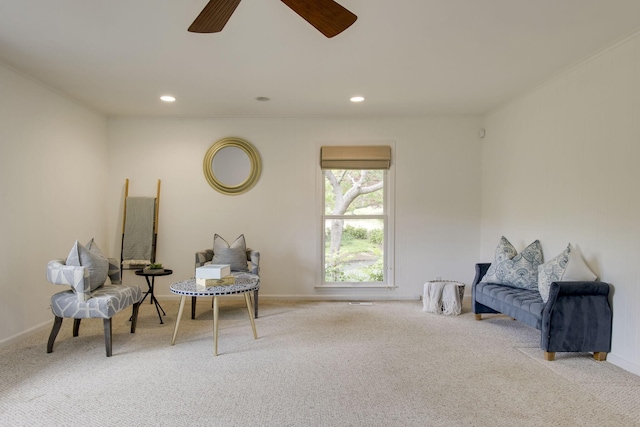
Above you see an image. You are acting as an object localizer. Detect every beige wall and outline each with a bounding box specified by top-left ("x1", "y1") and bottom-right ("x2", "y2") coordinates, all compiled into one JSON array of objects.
[
  {"x1": 481, "y1": 32, "x2": 640, "y2": 375},
  {"x1": 106, "y1": 116, "x2": 483, "y2": 301},
  {"x1": 0, "y1": 64, "x2": 108, "y2": 344}
]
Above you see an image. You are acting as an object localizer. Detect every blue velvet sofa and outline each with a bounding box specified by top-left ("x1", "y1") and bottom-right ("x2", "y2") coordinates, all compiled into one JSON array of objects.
[{"x1": 472, "y1": 263, "x2": 612, "y2": 361}]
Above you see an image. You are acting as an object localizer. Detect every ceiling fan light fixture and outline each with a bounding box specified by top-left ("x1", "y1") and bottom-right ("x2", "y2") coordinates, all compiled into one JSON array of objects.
[
  {"x1": 350, "y1": 96, "x2": 365, "y2": 103},
  {"x1": 160, "y1": 95, "x2": 176, "y2": 103}
]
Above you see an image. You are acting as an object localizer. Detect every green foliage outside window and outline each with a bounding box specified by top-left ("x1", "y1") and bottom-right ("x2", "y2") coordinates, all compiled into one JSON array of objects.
[{"x1": 323, "y1": 169, "x2": 385, "y2": 284}]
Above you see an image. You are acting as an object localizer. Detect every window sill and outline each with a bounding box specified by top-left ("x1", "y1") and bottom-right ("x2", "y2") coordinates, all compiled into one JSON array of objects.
[{"x1": 316, "y1": 284, "x2": 397, "y2": 289}]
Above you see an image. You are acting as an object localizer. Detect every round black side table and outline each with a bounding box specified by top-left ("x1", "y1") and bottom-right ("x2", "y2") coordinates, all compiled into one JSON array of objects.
[{"x1": 135, "y1": 269, "x2": 173, "y2": 324}]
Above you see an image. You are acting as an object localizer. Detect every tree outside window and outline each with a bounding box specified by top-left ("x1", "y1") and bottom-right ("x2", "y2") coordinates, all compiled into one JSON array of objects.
[{"x1": 323, "y1": 169, "x2": 386, "y2": 284}]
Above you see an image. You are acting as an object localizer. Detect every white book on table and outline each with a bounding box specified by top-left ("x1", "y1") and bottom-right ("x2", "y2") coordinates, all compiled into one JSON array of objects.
[{"x1": 196, "y1": 264, "x2": 231, "y2": 279}]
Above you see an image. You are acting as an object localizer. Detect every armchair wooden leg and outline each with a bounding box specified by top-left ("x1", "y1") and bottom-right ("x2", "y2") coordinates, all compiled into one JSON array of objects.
[
  {"x1": 213, "y1": 296, "x2": 219, "y2": 356},
  {"x1": 47, "y1": 316, "x2": 63, "y2": 353},
  {"x1": 130, "y1": 302, "x2": 141, "y2": 333},
  {"x1": 103, "y1": 318, "x2": 113, "y2": 357},
  {"x1": 73, "y1": 319, "x2": 81, "y2": 337},
  {"x1": 474, "y1": 314, "x2": 482, "y2": 320},
  {"x1": 254, "y1": 289, "x2": 259, "y2": 318},
  {"x1": 544, "y1": 351, "x2": 556, "y2": 361}
]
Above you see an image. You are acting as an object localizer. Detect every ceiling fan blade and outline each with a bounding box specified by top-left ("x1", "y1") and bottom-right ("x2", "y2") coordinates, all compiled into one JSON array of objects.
[
  {"x1": 188, "y1": 0, "x2": 241, "y2": 33},
  {"x1": 280, "y1": 0, "x2": 357, "y2": 38}
]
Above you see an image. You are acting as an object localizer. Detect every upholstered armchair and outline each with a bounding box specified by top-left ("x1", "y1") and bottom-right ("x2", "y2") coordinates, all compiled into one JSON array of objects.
[
  {"x1": 194, "y1": 234, "x2": 260, "y2": 318},
  {"x1": 46, "y1": 240, "x2": 143, "y2": 357}
]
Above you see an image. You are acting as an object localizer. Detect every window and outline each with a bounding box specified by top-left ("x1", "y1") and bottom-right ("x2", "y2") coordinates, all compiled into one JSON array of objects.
[{"x1": 319, "y1": 145, "x2": 394, "y2": 287}]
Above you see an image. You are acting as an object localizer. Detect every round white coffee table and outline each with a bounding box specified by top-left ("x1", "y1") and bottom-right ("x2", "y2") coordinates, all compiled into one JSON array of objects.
[{"x1": 170, "y1": 278, "x2": 259, "y2": 356}]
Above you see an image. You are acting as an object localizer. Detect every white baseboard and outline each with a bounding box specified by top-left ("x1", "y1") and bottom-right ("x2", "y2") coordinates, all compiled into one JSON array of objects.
[
  {"x1": 158, "y1": 293, "x2": 421, "y2": 302},
  {"x1": 0, "y1": 321, "x2": 50, "y2": 350},
  {"x1": 607, "y1": 354, "x2": 640, "y2": 377},
  {"x1": 260, "y1": 294, "x2": 421, "y2": 301}
]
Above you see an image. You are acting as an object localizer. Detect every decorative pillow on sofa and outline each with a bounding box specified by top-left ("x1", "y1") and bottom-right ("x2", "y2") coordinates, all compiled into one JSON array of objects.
[
  {"x1": 481, "y1": 237, "x2": 543, "y2": 290},
  {"x1": 212, "y1": 234, "x2": 249, "y2": 272},
  {"x1": 538, "y1": 244, "x2": 597, "y2": 302},
  {"x1": 499, "y1": 240, "x2": 543, "y2": 290},
  {"x1": 481, "y1": 236, "x2": 517, "y2": 283},
  {"x1": 66, "y1": 239, "x2": 109, "y2": 291}
]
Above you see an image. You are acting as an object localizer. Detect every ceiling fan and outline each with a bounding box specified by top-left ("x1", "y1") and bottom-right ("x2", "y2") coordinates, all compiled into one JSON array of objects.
[{"x1": 188, "y1": 0, "x2": 357, "y2": 38}]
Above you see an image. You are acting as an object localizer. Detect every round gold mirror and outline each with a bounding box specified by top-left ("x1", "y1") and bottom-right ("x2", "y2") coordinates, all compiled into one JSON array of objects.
[{"x1": 203, "y1": 137, "x2": 261, "y2": 195}]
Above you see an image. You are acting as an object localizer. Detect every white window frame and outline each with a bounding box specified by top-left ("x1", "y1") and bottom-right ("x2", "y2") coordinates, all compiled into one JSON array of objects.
[{"x1": 315, "y1": 142, "x2": 395, "y2": 288}]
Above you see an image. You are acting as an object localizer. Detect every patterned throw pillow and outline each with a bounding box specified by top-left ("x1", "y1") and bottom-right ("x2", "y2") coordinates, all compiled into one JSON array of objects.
[
  {"x1": 498, "y1": 240, "x2": 543, "y2": 289},
  {"x1": 65, "y1": 239, "x2": 109, "y2": 291},
  {"x1": 482, "y1": 237, "x2": 543, "y2": 290},
  {"x1": 538, "y1": 244, "x2": 597, "y2": 302},
  {"x1": 212, "y1": 234, "x2": 249, "y2": 272},
  {"x1": 481, "y1": 236, "x2": 517, "y2": 283}
]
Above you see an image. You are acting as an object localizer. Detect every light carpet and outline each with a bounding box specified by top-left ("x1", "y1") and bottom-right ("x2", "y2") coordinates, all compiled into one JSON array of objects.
[{"x1": 1, "y1": 298, "x2": 639, "y2": 427}]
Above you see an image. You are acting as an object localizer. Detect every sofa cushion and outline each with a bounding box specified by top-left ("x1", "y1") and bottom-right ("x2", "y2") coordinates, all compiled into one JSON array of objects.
[
  {"x1": 538, "y1": 244, "x2": 597, "y2": 302},
  {"x1": 475, "y1": 282, "x2": 545, "y2": 329},
  {"x1": 212, "y1": 234, "x2": 249, "y2": 272},
  {"x1": 50, "y1": 284, "x2": 142, "y2": 319},
  {"x1": 65, "y1": 240, "x2": 109, "y2": 292}
]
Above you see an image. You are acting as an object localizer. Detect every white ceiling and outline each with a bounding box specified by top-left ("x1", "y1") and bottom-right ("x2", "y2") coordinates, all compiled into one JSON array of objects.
[{"x1": 1, "y1": 0, "x2": 640, "y2": 118}]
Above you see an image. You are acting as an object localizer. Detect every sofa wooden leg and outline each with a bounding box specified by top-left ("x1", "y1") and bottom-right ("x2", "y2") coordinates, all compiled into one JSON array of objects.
[
  {"x1": 593, "y1": 352, "x2": 607, "y2": 361},
  {"x1": 544, "y1": 351, "x2": 556, "y2": 361},
  {"x1": 474, "y1": 314, "x2": 482, "y2": 320},
  {"x1": 47, "y1": 316, "x2": 63, "y2": 353}
]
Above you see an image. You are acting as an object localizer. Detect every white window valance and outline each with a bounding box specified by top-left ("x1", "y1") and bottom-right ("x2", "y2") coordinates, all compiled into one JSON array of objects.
[{"x1": 320, "y1": 145, "x2": 391, "y2": 169}]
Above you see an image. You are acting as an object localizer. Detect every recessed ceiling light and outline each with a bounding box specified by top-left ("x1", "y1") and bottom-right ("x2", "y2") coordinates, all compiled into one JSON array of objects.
[
  {"x1": 256, "y1": 97, "x2": 270, "y2": 102},
  {"x1": 160, "y1": 95, "x2": 176, "y2": 102},
  {"x1": 350, "y1": 96, "x2": 365, "y2": 103}
]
